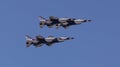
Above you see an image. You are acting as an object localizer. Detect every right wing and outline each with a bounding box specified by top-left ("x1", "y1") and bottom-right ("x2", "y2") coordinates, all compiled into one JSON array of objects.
[
  {"x1": 46, "y1": 43, "x2": 54, "y2": 46},
  {"x1": 62, "y1": 25, "x2": 70, "y2": 29},
  {"x1": 35, "y1": 43, "x2": 44, "y2": 47},
  {"x1": 47, "y1": 24, "x2": 54, "y2": 28}
]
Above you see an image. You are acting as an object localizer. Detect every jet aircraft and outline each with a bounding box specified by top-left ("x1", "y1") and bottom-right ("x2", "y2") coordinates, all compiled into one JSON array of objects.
[
  {"x1": 38, "y1": 16, "x2": 91, "y2": 29},
  {"x1": 25, "y1": 35, "x2": 74, "y2": 47}
]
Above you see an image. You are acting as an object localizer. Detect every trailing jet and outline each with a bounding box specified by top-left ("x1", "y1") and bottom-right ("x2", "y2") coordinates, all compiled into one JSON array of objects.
[
  {"x1": 38, "y1": 16, "x2": 91, "y2": 29},
  {"x1": 25, "y1": 35, "x2": 74, "y2": 47}
]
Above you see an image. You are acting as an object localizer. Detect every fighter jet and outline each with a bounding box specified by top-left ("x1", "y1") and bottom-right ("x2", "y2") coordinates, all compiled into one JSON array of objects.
[
  {"x1": 38, "y1": 16, "x2": 91, "y2": 29},
  {"x1": 25, "y1": 35, "x2": 74, "y2": 47},
  {"x1": 38, "y1": 16, "x2": 75, "y2": 28}
]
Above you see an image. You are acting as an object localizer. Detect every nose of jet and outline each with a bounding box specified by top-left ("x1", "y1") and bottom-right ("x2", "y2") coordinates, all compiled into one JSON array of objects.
[
  {"x1": 71, "y1": 37, "x2": 74, "y2": 39},
  {"x1": 67, "y1": 37, "x2": 74, "y2": 40},
  {"x1": 88, "y1": 20, "x2": 92, "y2": 22}
]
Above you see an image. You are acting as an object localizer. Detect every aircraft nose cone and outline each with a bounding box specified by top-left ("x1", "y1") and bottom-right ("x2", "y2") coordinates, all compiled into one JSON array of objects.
[
  {"x1": 71, "y1": 37, "x2": 74, "y2": 39},
  {"x1": 67, "y1": 37, "x2": 74, "y2": 40},
  {"x1": 88, "y1": 20, "x2": 92, "y2": 22}
]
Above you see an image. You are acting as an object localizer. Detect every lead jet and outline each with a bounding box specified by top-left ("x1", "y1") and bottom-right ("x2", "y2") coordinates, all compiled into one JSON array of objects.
[
  {"x1": 25, "y1": 35, "x2": 74, "y2": 47},
  {"x1": 38, "y1": 16, "x2": 74, "y2": 28},
  {"x1": 38, "y1": 16, "x2": 91, "y2": 29}
]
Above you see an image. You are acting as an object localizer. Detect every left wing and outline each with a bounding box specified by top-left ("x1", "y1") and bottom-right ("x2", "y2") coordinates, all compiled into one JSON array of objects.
[
  {"x1": 35, "y1": 43, "x2": 44, "y2": 47},
  {"x1": 49, "y1": 16, "x2": 58, "y2": 20}
]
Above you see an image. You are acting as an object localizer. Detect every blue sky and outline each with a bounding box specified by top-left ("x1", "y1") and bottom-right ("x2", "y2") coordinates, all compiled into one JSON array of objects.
[{"x1": 0, "y1": 0, "x2": 120, "y2": 67}]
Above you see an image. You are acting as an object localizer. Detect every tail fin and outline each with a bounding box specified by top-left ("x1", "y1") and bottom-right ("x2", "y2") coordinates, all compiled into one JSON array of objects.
[
  {"x1": 25, "y1": 35, "x2": 33, "y2": 41},
  {"x1": 38, "y1": 16, "x2": 47, "y2": 28},
  {"x1": 38, "y1": 16, "x2": 46, "y2": 21},
  {"x1": 25, "y1": 35, "x2": 33, "y2": 47}
]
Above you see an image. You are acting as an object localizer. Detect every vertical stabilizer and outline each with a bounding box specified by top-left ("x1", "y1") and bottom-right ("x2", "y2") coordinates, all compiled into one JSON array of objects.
[
  {"x1": 38, "y1": 16, "x2": 46, "y2": 21},
  {"x1": 25, "y1": 35, "x2": 33, "y2": 47},
  {"x1": 38, "y1": 16, "x2": 47, "y2": 28}
]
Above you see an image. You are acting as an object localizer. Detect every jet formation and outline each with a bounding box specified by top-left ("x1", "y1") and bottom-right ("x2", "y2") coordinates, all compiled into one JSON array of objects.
[
  {"x1": 25, "y1": 35, "x2": 74, "y2": 47},
  {"x1": 25, "y1": 16, "x2": 91, "y2": 47},
  {"x1": 39, "y1": 16, "x2": 91, "y2": 29}
]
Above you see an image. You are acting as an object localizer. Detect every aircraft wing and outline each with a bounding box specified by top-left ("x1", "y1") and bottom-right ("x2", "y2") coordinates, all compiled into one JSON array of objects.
[
  {"x1": 47, "y1": 24, "x2": 54, "y2": 28},
  {"x1": 46, "y1": 42, "x2": 54, "y2": 46},
  {"x1": 36, "y1": 35, "x2": 44, "y2": 40},
  {"x1": 49, "y1": 16, "x2": 58, "y2": 20},
  {"x1": 62, "y1": 25, "x2": 70, "y2": 29},
  {"x1": 35, "y1": 43, "x2": 44, "y2": 47}
]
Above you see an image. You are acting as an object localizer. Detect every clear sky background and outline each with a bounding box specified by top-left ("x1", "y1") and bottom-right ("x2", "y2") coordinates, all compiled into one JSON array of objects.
[{"x1": 0, "y1": 0, "x2": 120, "y2": 67}]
